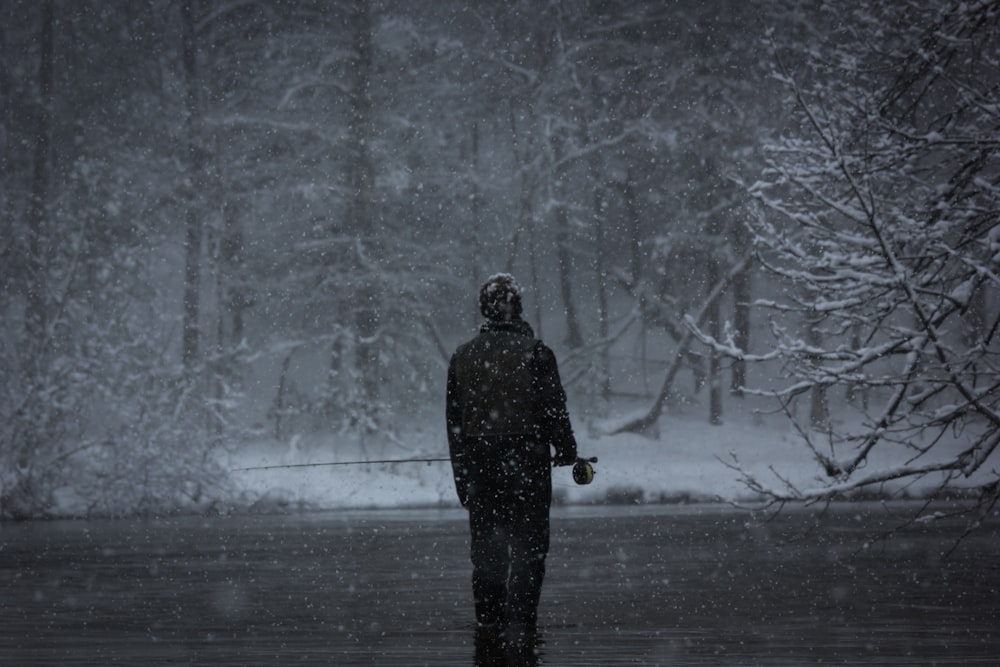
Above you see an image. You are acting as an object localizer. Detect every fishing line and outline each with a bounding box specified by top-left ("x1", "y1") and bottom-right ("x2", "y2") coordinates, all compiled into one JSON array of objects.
[{"x1": 235, "y1": 456, "x2": 599, "y2": 485}]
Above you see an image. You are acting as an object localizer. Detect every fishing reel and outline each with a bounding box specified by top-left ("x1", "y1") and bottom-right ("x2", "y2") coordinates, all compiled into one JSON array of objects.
[{"x1": 571, "y1": 456, "x2": 598, "y2": 485}]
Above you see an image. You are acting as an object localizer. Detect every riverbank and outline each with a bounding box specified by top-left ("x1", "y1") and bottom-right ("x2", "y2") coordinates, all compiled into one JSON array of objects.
[{"x1": 230, "y1": 402, "x2": 984, "y2": 514}]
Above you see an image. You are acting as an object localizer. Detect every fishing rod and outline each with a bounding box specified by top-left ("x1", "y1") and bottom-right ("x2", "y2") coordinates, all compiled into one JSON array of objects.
[
  {"x1": 233, "y1": 457, "x2": 451, "y2": 472},
  {"x1": 234, "y1": 456, "x2": 599, "y2": 485}
]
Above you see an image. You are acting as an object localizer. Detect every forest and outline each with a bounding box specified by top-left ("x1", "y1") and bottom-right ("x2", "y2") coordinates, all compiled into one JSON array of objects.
[{"x1": 1, "y1": 0, "x2": 997, "y2": 519}]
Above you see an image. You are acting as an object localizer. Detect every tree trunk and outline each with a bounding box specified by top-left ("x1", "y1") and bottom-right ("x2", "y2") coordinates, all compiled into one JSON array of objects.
[
  {"x1": 180, "y1": 0, "x2": 201, "y2": 372},
  {"x1": 219, "y1": 197, "x2": 249, "y2": 387},
  {"x1": 25, "y1": 0, "x2": 54, "y2": 346},
  {"x1": 14, "y1": 0, "x2": 55, "y2": 482},
  {"x1": 621, "y1": 173, "x2": 649, "y2": 393},
  {"x1": 706, "y1": 254, "x2": 723, "y2": 425},
  {"x1": 806, "y1": 312, "x2": 829, "y2": 429},
  {"x1": 845, "y1": 324, "x2": 869, "y2": 410},
  {"x1": 347, "y1": 0, "x2": 379, "y2": 404},
  {"x1": 730, "y1": 247, "x2": 751, "y2": 397},
  {"x1": 555, "y1": 202, "x2": 583, "y2": 348},
  {"x1": 529, "y1": 217, "x2": 542, "y2": 338},
  {"x1": 551, "y1": 135, "x2": 583, "y2": 349},
  {"x1": 467, "y1": 122, "x2": 484, "y2": 324},
  {"x1": 591, "y1": 163, "x2": 611, "y2": 399}
]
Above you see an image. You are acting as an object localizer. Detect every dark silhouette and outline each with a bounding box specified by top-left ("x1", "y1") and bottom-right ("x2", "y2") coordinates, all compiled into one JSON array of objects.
[{"x1": 447, "y1": 273, "x2": 577, "y2": 659}]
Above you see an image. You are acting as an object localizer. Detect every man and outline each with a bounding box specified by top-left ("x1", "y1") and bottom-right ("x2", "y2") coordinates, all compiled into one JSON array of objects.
[{"x1": 446, "y1": 273, "x2": 577, "y2": 648}]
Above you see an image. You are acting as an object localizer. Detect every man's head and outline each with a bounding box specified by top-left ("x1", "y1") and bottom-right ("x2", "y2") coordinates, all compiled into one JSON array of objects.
[{"x1": 479, "y1": 273, "x2": 523, "y2": 321}]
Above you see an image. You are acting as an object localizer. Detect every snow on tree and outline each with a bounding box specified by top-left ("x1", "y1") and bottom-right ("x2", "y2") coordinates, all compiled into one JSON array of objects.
[
  {"x1": 690, "y1": 1, "x2": 1000, "y2": 520},
  {"x1": 0, "y1": 2, "x2": 247, "y2": 517}
]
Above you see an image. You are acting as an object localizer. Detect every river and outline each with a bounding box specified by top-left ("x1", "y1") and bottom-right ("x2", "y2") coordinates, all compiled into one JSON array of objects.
[{"x1": 1, "y1": 503, "x2": 997, "y2": 665}]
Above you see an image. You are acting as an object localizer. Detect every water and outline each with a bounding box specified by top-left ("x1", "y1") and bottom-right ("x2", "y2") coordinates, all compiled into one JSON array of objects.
[{"x1": 1, "y1": 504, "x2": 997, "y2": 665}]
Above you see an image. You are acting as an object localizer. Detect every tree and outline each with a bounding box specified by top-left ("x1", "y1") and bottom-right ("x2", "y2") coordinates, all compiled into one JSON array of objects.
[
  {"x1": 0, "y1": 1, "x2": 244, "y2": 517},
  {"x1": 595, "y1": 0, "x2": 775, "y2": 425},
  {"x1": 0, "y1": 0, "x2": 55, "y2": 516},
  {"x1": 696, "y1": 0, "x2": 1000, "y2": 520},
  {"x1": 214, "y1": 1, "x2": 483, "y2": 440}
]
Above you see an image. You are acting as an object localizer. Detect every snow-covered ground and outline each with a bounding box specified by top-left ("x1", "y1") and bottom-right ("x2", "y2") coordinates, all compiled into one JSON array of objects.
[{"x1": 228, "y1": 397, "x2": 985, "y2": 513}]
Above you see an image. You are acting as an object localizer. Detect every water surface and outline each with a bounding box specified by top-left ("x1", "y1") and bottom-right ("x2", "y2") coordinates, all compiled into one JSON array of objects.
[{"x1": 1, "y1": 503, "x2": 996, "y2": 665}]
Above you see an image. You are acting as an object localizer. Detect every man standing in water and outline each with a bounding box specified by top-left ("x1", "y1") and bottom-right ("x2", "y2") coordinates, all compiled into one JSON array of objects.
[{"x1": 446, "y1": 273, "x2": 578, "y2": 656}]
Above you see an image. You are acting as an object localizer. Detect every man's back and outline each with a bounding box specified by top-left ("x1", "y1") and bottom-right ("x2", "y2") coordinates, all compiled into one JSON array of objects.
[{"x1": 450, "y1": 320, "x2": 539, "y2": 438}]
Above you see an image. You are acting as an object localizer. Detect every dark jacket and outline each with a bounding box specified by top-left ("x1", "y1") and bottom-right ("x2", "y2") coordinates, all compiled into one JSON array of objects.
[{"x1": 446, "y1": 317, "x2": 577, "y2": 506}]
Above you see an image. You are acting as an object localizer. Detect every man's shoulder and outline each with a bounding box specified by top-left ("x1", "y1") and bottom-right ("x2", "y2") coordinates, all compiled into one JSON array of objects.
[
  {"x1": 531, "y1": 339, "x2": 556, "y2": 362},
  {"x1": 450, "y1": 338, "x2": 474, "y2": 364},
  {"x1": 450, "y1": 332, "x2": 487, "y2": 363},
  {"x1": 451, "y1": 328, "x2": 539, "y2": 360}
]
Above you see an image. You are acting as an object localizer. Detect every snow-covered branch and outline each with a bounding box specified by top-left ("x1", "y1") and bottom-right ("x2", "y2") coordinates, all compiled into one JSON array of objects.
[{"x1": 725, "y1": 0, "x2": 1000, "y2": 516}]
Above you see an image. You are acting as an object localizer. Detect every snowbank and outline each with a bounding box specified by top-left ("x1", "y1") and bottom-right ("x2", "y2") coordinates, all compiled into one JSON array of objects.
[{"x1": 227, "y1": 401, "x2": 986, "y2": 513}]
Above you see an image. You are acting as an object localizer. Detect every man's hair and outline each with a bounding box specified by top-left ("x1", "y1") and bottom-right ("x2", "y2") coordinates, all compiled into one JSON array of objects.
[{"x1": 479, "y1": 273, "x2": 523, "y2": 321}]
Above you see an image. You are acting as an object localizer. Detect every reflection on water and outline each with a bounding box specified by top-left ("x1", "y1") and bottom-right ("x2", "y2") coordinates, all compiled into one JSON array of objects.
[
  {"x1": 0, "y1": 504, "x2": 997, "y2": 666},
  {"x1": 473, "y1": 623, "x2": 540, "y2": 667}
]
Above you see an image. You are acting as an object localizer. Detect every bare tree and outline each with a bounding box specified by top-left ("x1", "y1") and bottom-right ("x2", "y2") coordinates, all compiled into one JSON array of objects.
[{"x1": 695, "y1": 1, "x2": 1000, "y2": 520}]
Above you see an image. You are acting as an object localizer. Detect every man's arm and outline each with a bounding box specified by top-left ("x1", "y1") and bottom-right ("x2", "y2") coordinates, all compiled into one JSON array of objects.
[
  {"x1": 445, "y1": 359, "x2": 470, "y2": 506},
  {"x1": 533, "y1": 343, "x2": 578, "y2": 466}
]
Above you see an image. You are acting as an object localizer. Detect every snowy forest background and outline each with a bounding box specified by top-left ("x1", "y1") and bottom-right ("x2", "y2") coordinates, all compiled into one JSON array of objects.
[{"x1": 2, "y1": 0, "x2": 998, "y2": 520}]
